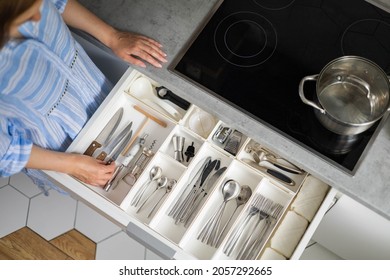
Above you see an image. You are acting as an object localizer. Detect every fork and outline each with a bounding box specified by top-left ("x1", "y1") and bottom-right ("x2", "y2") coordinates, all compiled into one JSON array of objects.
[
  {"x1": 236, "y1": 199, "x2": 273, "y2": 259},
  {"x1": 223, "y1": 195, "x2": 265, "y2": 256},
  {"x1": 241, "y1": 204, "x2": 284, "y2": 260}
]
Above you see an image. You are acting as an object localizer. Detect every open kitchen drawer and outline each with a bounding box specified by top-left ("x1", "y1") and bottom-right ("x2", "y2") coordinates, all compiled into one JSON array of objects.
[{"x1": 45, "y1": 68, "x2": 338, "y2": 260}]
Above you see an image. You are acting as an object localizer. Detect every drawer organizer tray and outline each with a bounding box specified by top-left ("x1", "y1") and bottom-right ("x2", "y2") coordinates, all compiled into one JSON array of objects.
[{"x1": 45, "y1": 68, "x2": 336, "y2": 260}]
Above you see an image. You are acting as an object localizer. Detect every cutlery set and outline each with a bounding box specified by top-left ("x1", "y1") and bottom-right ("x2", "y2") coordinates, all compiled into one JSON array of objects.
[
  {"x1": 168, "y1": 157, "x2": 227, "y2": 227},
  {"x1": 223, "y1": 193, "x2": 284, "y2": 259},
  {"x1": 83, "y1": 108, "x2": 289, "y2": 259},
  {"x1": 244, "y1": 142, "x2": 304, "y2": 186},
  {"x1": 131, "y1": 165, "x2": 177, "y2": 218}
]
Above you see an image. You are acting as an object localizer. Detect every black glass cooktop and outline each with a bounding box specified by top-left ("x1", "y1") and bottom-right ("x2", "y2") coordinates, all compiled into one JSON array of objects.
[{"x1": 172, "y1": 0, "x2": 390, "y2": 173}]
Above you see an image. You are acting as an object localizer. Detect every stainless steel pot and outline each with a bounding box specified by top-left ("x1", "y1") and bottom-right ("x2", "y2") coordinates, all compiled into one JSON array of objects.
[{"x1": 299, "y1": 56, "x2": 390, "y2": 135}]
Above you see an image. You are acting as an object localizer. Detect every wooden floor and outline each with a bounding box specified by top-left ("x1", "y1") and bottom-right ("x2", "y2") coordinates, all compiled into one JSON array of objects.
[{"x1": 0, "y1": 227, "x2": 96, "y2": 260}]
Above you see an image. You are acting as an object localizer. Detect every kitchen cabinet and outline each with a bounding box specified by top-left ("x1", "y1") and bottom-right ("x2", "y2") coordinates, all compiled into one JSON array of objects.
[
  {"x1": 312, "y1": 195, "x2": 390, "y2": 260},
  {"x1": 45, "y1": 68, "x2": 339, "y2": 260}
]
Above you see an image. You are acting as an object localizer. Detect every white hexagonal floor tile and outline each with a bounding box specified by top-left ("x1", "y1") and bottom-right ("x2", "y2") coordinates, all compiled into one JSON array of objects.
[
  {"x1": 96, "y1": 231, "x2": 146, "y2": 260},
  {"x1": 27, "y1": 189, "x2": 77, "y2": 240},
  {"x1": 0, "y1": 176, "x2": 9, "y2": 187},
  {"x1": 0, "y1": 186, "x2": 29, "y2": 238},
  {"x1": 75, "y1": 202, "x2": 121, "y2": 243},
  {"x1": 9, "y1": 172, "x2": 42, "y2": 198}
]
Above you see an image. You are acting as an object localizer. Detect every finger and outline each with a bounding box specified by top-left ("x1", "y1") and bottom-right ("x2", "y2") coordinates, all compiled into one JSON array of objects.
[
  {"x1": 117, "y1": 50, "x2": 147, "y2": 67},
  {"x1": 130, "y1": 49, "x2": 164, "y2": 68}
]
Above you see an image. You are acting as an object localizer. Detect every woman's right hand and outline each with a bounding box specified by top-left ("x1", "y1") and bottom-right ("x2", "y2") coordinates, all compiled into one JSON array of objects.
[
  {"x1": 26, "y1": 145, "x2": 117, "y2": 187},
  {"x1": 68, "y1": 154, "x2": 117, "y2": 187}
]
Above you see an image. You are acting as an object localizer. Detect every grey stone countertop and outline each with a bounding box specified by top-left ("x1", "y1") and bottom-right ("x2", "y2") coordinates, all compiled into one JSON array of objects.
[{"x1": 79, "y1": 0, "x2": 390, "y2": 220}]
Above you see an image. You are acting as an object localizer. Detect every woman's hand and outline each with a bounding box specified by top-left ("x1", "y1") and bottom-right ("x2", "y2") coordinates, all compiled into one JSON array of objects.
[
  {"x1": 63, "y1": 0, "x2": 167, "y2": 68},
  {"x1": 68, "y1": 155, "x2": 116, "y2": 187},
  {"x1": 109, "y1": 30, "x2": 167, "y2": 68},
  {"x1": 27, "y1": 145, "x2": 116, "y2": 187}
]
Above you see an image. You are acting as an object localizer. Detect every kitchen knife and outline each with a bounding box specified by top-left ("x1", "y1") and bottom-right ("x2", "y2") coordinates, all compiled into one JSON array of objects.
[
  {"x1": 243, "y1": 159, "x2": 295, "y2": 186},
  {"x1": 103, "y1": 134, "x2": 148, "y2": 192},
  {"x1": 94, "y1": 122, "x2": 133, "y2": 161},
  {"x1": 184, "y1": 166, "x2": 228, "y2": 227},
  {"x1": 84, "y1": 107, "x2": 123, "y2": 156}
]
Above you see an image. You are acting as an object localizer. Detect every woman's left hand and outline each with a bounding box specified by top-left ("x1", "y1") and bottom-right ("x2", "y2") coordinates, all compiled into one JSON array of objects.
[{"x1": 109, "y1": 30, "x2": 167, "y2": 68}]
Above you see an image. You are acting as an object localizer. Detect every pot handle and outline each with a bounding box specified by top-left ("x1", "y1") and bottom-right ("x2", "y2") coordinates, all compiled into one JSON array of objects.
[{"x1": 298, "y1": 74, "x2": 326, "y2": 114}]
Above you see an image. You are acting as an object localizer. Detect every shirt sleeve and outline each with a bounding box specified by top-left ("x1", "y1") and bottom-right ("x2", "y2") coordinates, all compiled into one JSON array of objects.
[
  {"x1": 49, "y1": 0, "x2": 68, "y2": 14},
  {"x1": 0, "y1": 118, "x2": 33, "y2": 177}
]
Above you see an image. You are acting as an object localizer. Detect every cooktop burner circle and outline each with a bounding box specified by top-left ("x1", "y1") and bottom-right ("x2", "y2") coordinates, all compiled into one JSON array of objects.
[
  {"x1": 214, "y1": 12, "x2": 277, "y2": 67},
  {"x1": 341, "y1": 19, "x2": 390, "y2": 71},
  {"x1": 253, "y1": 0, "x2": 296, "y2": 10},
  {"x1": 225, "y1": 20, "x2": 267, "y2": 58}
]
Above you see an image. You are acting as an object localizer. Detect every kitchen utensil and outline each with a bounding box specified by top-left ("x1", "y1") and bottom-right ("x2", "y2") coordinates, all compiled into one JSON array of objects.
[
  {"x1": 136, "y1": 176, "x2": 168, "y2": 213},
  {"x1": 197, "y1": 179, "x2": 241, "y2": 246},
  {"x1": 223, "y1": 194, "x2": 265, "y2": 256},
  {"x1": 155, "y1": 86, "x2": 191, "y2": 110},
  {"x1": 236, "y1": 199, "x2": 274, "y2": 259},
  {"x1": 103, "y1": 134, "x2": 148, "y2": 192},
  {"x1": 177, "y1": 159, "x2": 219, "y2": 224},
  {"x1": 299, "y1": 56, "x2": 390, "y2": 135},
  {"x1": 243, "y1": 159, "x2": 295, "y2": 186},
  {"x1": 242, "y1": 204, "x2": 284, "y2": 260},
  {"x1": 131, "y1": 165, "x2": 162, "y2": 207},
  {"x1": 184, "y1": 142, "x2": 195, "y2": 162},
  {"x1": 215, "y1": 185, "x2": 252, "y2": 246},
  {"x1": 133, "y1": 105, "x2": 167, "y2": 128},
  {"x1": 248, "y1": 149, "x2": 303, "y2": 174},
  {"x1": 172, "y1": 136, "x2": 185, "y2": 162},
  {"x1": 130, "y1": 77, "x2": 182, "y2": 120},
  {"x1": 147, "y1": 179, "x2": 176, "y2": 218},
  {"x1": 188, "y1": 109, "x2": 215, "y2": 137},
  {"x1": 213, "y1": 125, "x2": 233, "y2": 144},
  {"x1": 94, "y1": 122, "x2": 133, "y2": 163},
  {"x1": 224, "y1": 130, "x2": 243, "y2": 156},
  {"x1": 168, "y1": 157, "x2": 211, "y2": 219},
  {"x1": 123, "y1": 147, "x2": 155, "y2": 186},
  {"x1": 84, "y1": 107, "x2": 123, "y2": 156},
  {"x1": 184, "y1": 165, "x2": 227, "y2": 228}
]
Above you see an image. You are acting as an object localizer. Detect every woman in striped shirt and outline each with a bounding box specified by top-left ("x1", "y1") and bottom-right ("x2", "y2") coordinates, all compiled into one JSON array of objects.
[{"x1": 0, "y1": 0, "x2": 167, "y2": 193}]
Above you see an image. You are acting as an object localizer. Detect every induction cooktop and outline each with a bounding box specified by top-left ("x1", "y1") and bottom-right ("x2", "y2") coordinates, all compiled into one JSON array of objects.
[{"x1": 171, "y1": 0, "x2": 390, "y2": 173}]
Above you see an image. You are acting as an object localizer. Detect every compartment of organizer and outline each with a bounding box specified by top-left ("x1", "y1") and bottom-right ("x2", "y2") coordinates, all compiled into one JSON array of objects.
[
  {"x1": 178, "y1": 159, "x2": 264, "y2": 259},
  {"x1": 258, "y1": 175, "x2": 333, "y2": 260},
  {"x1": 125, "y1": 72, "x2": 190, "y2": 122},
  {"x1": 209, "y1": 121, "x2": 248, "y2": 157},
  {"x1": 158, "y1": 125, "x2": 204, "y2": 167},
  {"x1": 148, "y1": 142, "x2": 233, "y2": 245},
  {"x1": 120, "y1": 152, "x2": 186, "y2": 224},
  {"x1": 70, "y1": 88, "x2": 177, "y2": 205},
  {"x1": 238, "y1": 139, "x2": 307, "y2": 193},
  {"x1": 181, "y1": 105, "x2": 218, "y2": 139},
  {"x1": 212, "y1": 178, "x2": 293, "y2": 260}
]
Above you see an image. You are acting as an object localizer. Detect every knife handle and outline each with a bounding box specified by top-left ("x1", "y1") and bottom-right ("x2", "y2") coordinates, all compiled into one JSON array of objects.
[
  {"x1": 96, "y1": 151, "x2": 107, "y2": 161},
  {"x1": 84, "y1": 141, "x2": 102, "y2": 156},
  {"x1": 266, "y1": 168, "x2": 295, "y2": 186}
]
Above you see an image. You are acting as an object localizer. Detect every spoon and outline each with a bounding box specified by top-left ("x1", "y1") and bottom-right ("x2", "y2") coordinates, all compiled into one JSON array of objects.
[
  {"x1": 147, "y1": 179, "x2": 176, "y2": 218},
  {"x1": 198, "y1": 180, "x2": 241, "y2": 246},
  {"x1": 215, "y1": 185, "x2": 252, "y2": 246},
  {"x1": 131, "y1": 166, "x2": 162, "y2": 207},
  {"x1": 136, "y1": 176, "x2": 168, "y2": 213}
]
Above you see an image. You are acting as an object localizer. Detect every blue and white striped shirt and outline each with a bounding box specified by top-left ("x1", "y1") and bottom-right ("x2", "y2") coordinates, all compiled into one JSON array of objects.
[{"x1": 0, "y1": 0, "x2": 113, "y2": 192}]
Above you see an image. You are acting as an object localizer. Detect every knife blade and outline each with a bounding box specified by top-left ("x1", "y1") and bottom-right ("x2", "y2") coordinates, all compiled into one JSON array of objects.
[
  {"x1": 84, "y1": 107, "x2": 123, "y2": 156},
  {"x1": 103, "y1": 134, "x2": 147, "y2": 192},
  {"x1": 94, "y1": 121, "x2": 133, "y2": 161},
  {"x1": 184, "y1": 166, "x2": 227, "y2": 227}
]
